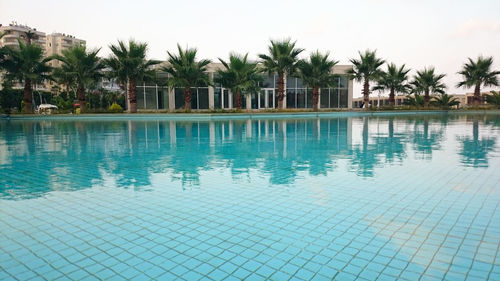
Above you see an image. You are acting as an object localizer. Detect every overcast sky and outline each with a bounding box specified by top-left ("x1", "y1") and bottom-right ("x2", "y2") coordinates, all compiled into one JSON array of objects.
[{"x1": 2, "y1": 0, "x2": 500, "y2": 96}]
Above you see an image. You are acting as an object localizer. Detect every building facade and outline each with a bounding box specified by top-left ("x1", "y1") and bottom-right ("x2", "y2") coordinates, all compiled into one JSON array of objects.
[
  {"x1": 45, "y1": 33, "x2": 86, "y2": 68},
  {"x1": 135, "y1": 63, "x2": 354, "y2": 111},
  {"x1": 0, "y1": 22, "x2": 47, "y2": 52}
]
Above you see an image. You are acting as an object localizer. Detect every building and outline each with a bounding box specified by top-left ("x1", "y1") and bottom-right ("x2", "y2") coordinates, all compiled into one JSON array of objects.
[
  {"x1": 134, "y1": 63, "x2": 354, "y2": 111},
  {"x1": 45, "y1": 33, "x2": 86, "y2": 68},
  {"x1": 0, "y1": 22, "x2": 47, "y2": 52},
  {"x1": 352, "y1": 92, "x2": 494, "y2": 108}
]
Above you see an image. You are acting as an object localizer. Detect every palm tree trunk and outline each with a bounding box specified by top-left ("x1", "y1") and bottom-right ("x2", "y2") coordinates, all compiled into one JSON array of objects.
[
  {"x1": 235, "y1": 90, "x2": 242, "y2": 109},
  {"x1": 184, "y1": 87, "x2": 192, "y2": 111},
  {"x1": 128, "y1": 78, "x2": 137, "y2": 113},
  {"x1": 363, "y1": 79, "x2": 370, "y2": 110},
  {"x1": 474, "y1": 83, "x2": 481, "y2": 106},
  {"x1": 424, "y1": 90, "x2": 430, "y2": 108},
  {"x1": 277, "y1": 74, "x2": 284, "y2": 109},
  {"x1": 389, "y1": 87, "x2": 395, "y2": 107},
  {"x1": 312, "y1": 86, "x2": 319, "y2": 111},
  {"x1": 77, "y1": 86, "x2": 86, "y2": 113},
  {"x1": 23, "y1": 79, "x2": 33, "y2": 114}
]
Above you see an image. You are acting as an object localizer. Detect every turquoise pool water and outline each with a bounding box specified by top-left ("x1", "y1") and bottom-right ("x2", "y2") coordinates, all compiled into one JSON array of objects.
[{"x1": 1, "y1": 113, "x2": 499, "y2": 280}]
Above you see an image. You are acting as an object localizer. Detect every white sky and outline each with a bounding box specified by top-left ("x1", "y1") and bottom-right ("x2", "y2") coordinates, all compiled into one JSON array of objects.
[{"x1": 1, "y1": 0, "x2": 500, "y2": 96}]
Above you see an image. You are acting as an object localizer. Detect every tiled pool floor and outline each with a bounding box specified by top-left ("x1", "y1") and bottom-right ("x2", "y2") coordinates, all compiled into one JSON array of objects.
[{"x1": 1, "y1": 115, "x2": 499, "y2": 280}]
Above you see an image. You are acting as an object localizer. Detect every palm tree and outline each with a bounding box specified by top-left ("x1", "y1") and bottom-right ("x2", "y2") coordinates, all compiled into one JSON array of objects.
[
  {"x1": 403, "y1": 93, "x2": 425, "y2": 107},
  {"x1": 0, "y1": 40, "x2": 51, "y2": 113},
  {"x1": 163, "y1": 44, "x2": 211, "y2": 111},
  {"x1": 347, "y1": 50, "x2": 385, "y2": 110},
  {"x1": 484, "y1": 90, "x2": 500, "y2": 106},
  {"x1": 411, "y1": 67, "x2": 446, "y2": 108},
  {"x1": 216, "y1": 53, "x2": 261, "y2": 109},
  {"x1": 297, "y1": 51, "x2": 338, "y2": 111},
  {"x1": 259, "y1": 39, "x2": 304, "y2": 109},
  {"x1": 54, "y1": 45, "x2": 105, "y2": 112},
  {"x1": 372, "y1": 63, "x2": 411, "y2": 107},
  {"x1": 430, "y1": 93, "x2": 460, "y2": 108},
  {"x1": 457, "y1": 56, "x2": 500, "y2": 106},
  {"x1": 105, "y1": 40, "x2": 159, "y2": 113}
]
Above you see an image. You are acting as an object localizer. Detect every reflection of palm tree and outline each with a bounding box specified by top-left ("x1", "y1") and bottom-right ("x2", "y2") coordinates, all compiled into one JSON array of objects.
[
  {"x1": 349, "y1": 117, "x2": 380, "y2": 177},
  {"x1": 458, "y1": 120, "x2": 496, "y2": 167},
  {"x1": 372, "y1": 118, "x2": 407, "y2": 163},
  {"x1": 411, "y1": 117, "x2": 444, "y2": 159}
]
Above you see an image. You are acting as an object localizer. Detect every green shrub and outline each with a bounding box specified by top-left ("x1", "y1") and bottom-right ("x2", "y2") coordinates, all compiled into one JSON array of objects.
[
  {"x1": 109, "y1": 102, "x2": 123, "y2": 113},
  {"x1": 75, "y1": 108, "x2": 81, "y2": 114}
]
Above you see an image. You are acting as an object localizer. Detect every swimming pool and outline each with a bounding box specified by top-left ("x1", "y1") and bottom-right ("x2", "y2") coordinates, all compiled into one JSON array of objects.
[{"x1": 1, "y1": 113, "x2": 499, "y2": 280}]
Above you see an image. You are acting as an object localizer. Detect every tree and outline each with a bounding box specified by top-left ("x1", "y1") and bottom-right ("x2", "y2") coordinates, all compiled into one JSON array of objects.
[
  {"x1": 54, "y1": 45, "x2": 105, "y2": 113},
  {"x1": 411, "y1": 67, "x2": 446, "y2": 108},
  {"x1": 347, "y1": 50, "x2": 385, "y2": 110},
  {"x1": 403, "y1": 93, "x2": 425, "y2": 107},
  {"x1": 457, "y1": 56, "x2": 500, "y2": 106},
  {"x1": 105, "y1": 40, "x2": 160, "y2": 113},
  {"x1": 216, "y1": 53, "x2": 261, "y2": 109},
  {"x1": 163, "y1": 44, "x2": 211, "y2": 111},
  {"x1": 373, "y1": 63, "x2": 411, "y2": 107},
  {"x1": 430, "y1": 93, "x2": 460, "y2": 108},
  {"x1": 1, "y1": 40, "x2": 51, "y2": 113},
  {"x1": 259, "y1": 38, "x2": 304, "y2": 109},
  {"x1": 297, "y1": 51, "x2": 338, "y2": 111},
  {"x1": 485, "y1": 91, "x2": 500, "y2": 106}
]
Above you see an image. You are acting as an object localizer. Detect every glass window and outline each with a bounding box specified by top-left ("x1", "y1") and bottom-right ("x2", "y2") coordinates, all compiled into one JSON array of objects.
[
  {"x1": 136, "y1": 86, "x2": 145, "y2": 109},
  {"x1": 339, "y1": 76, "x2": 348, "y2": 88},
  {"x1": 191, "y1": 88, "x2": 198, "y2": 109},
  {"x1": 175, "y1": 88, "x2": 185, "y2": 109},
  {"x1": 286, "y1": 89, "x2": 296, "y2": 108},
  {"x1": 214, "y1": 87, "x2": 222, "y2": 109},
  {"x1": 296, "y1": 77, "x2": 304, "y2": 88},
  {"x1": 331, "y1": 88, "x2": 339, "y2": 108},
  {"x1": 145, "y1": 87, "x2": 157, "y2": 109},
  {"x1": 261, "y1": 74, "x2": 274, "y2": 88},
  {"x1": 339, "y1": 89, "x2": 348, "y2": 108},
  {"x1": 306, "y1": 88, "x2": 313, "y2": 108},
  {"x1": 320, "y1": 88, "x2": 329, "y2": 108},
  {"x1": 159, "y1": 87, "x2": 168, "y2": 109},
  {"x1": 223, "y1": 89, "x2": 229, "y2": 108},
  {"x1": 297, "y1": 88, "x2": 306, "y2": 108},
  {"x1": 251, "y1": 92, "x2": 258, "y2": 109},
  {"x1": 286, "y1": 76, "x2": 296, "y2": 88},
  {"x1": 198, "y1": 88, "x2": 209, "y2": 109}
]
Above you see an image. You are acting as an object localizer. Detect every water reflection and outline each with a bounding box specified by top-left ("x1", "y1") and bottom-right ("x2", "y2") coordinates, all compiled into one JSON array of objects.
[{"x1": 1, "y1": 114, "x2": 499, "y2": 199}]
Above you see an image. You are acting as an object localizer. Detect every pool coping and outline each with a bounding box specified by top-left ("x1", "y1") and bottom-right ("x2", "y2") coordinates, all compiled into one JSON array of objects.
[{"x1": 2, "y1": 110, "x2": 500, "y2": 121}]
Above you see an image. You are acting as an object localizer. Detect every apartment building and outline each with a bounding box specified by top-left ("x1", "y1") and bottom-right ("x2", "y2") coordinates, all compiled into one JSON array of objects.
[{"x1": 0, "y1": 22, "x2": 46, "y2": 52}]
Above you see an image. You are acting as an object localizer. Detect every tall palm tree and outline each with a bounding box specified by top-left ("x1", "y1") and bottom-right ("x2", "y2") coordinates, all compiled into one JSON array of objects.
[
  {"x1": 163, "y1": 44, "x2": 211, "y2": 111},
  {"x1": 372, "y1": 63, "x2": 411, "y2": 107},
  {"x1": 297, "y1": 51, "x2": 338, "y2": 111},
  {"x1": 216, "y1": 53, "x2": 261, "y2": 109},
  {"x1": 1, "y1": 40, "x2": 51, "y2": 113},
  {"x1": 54, "y1": 45, "x2": 105, "y2": 112},
  {"x1": 347, "y1": 50, "x2": 385, "y2": 110},
  {"x1": 259, "y1": 39, "x2": 304, "y2": 109},
  {"x1": 457, "y1": 56, "x2": 500, "y2": 106},
  {"x1": 105, "y1": 40, "x2": 159, "y2": 113},
  {"x1": 411, "y1": 67, "x2": 446, "y2": 108}
]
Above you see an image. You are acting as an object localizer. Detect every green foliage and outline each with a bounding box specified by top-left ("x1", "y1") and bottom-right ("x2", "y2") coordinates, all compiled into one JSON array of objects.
[
  {"x1": 457, "y1": 56, "x2": 500, "y2": 89},
  {"x1": 216, "y1": 53, "x2": 261, "y2": 108},
  {"x1": 411, "y1": 67, "x2": 446, "y2": 95},
  {"x1": 258, "y1": 38, "x2": 304, "y2": 77},
  {"x1": 347, "y1": 50, "x2": 385, "y2": 84},
  {"x1": 164, "y1": 44, "x2": 211, "y2": 88},
  {"x1": 373, "y1": 63, "x2": 411, "y2": 96},
  {"x1": 105, "y1": 40, "x2": 160, "y2": 85},
  {"x1": 54, "y1": 45, "x2": 105, "y2": 93},
  {"x1": 404, "y1": 94, "x2": 425, "y2": 107},
  {"x1": 297, "y1": 51, "x2": 339, "y2": 89},
  {"x1": 0, "y1": 81, "x2": 22, "y2": 114},
  {"x1": 485, "y1": 91, "x2": 500, "y2": 105},
  {"x1": 109, "y1": 102, "x2": 123, "y2": 113},
  {"x1": 430, "y1": 93, "x2": 460, "y2": 108},
  {"x1": 75, "y1": 108, "x2": 81, "y2": 114}
]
